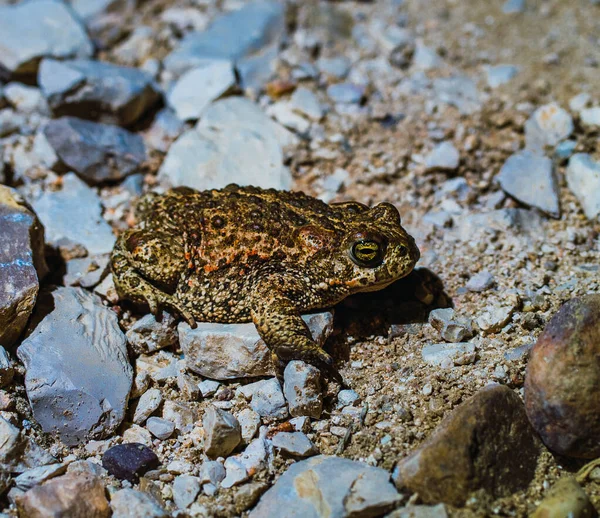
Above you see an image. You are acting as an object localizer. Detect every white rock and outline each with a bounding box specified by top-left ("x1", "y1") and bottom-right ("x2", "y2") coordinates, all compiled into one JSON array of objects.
[{"x1": 566, "y1": 154, "x2": 600, "y2": 220}]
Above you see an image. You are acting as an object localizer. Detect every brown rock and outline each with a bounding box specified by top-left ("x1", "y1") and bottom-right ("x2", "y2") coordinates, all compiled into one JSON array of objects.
[
  {"x1": 531, "y1": 477, "x2": 597, "y2": 518},
  {"x1": 16, "y1": 472, "x2": 110, "y2": 518},
  {"x1": 525, "y1": 295, "x2": 600, "y2": 459},
  {"x1": 393, "y1": 384, "x2": 539, "y2": 506}
]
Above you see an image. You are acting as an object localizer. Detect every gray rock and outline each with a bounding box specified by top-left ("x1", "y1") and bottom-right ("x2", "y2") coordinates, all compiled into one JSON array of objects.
[
  {"x1": 110, "y1": 488, "x2": 168, "y2": 518},
  {"x1": 17, "y1": 287, "x2": 133, "y2": 445},
  {"x1": 503, "y1": 0, "x2": 525, "y2": 13},
  {"x1": 428, "y1": 308, "x2": 474, "y2": 343},
  {"x1": 203, "y1": 405, "x2": 242, "y2": 459},
  {"x1": 237, "y1": 408, "x2": 261, "y2": 443},
  {"x1": 566, "y1": 154, "x2": 600, "y2": 220},
  {"x1": 199, "y1": 460, "x2": 226, "y2": 485},
  {"x1": 179, "y1": 311, "x2": 333, "y2": 380},
  {"x1": 283, "y1": 361, "x2": 322, "y2": 419},
  {"x1": 31, "y1": 173, "x2": 115, "y2": 255},
  {"x1": 433, "y1": 75, "x2": 481, "y2": 115},
  {"x1": 580, "y1": 107, "x2": 600, "y2": 127},
  {"x1": 497, "y1": 151, "x2": 560, "y2": 218},
  {"x1": 555, "y1": 140, "x2": 577, "y2": 161},
  {"x1": 162, "y1": 400, "x2": 196, "y2": 433},
  {"x1": 198, "y1": 379, "x2": 220, "y2": 398},
  {"x1": 466, "y1": 271, "x2": 495, "y2": 292},
  {"x1": 412, "y1": 43, "x2": 443, "y2": 70},
  {"x1": 44, "y1": 117, "x2": 147, "y2": 184},
  {"x1": 146, "y1": 417, "x2": 175, "y2": 440},
  {"x1": 0, "y1": 186, "x2": 47, "y2": 347},
  {"x1": 452, "y1": 208, "x2": 544, "y2": 242},
  {"x1": 166, "y1": 62, "x2": 236, "y2": 121},
  {"x1": 525, "y1": 103, "x2": 573, "y2": 151},
  {"x1": 316, "y1": 56, "x2": 351, "y2": 79},
  {"x1": 144, "y1": 108, "x2": 185, "y2": 153},
  {"x1": 0, "y1": 416, "x2": 55, "y2": 474},
  {"x1": 337, "y1": 389, "x2": 360, "y2": 408},
  {"x1": 14, "y1": 463, "x2": 67, "y2": 491},
  {"x1": 388, "y1": 505, "x2": 448, "y2": 518},
  {"x1": 484, "y1": 64, "x2": 519, "y2": 88},
  {"x1": 290, "y1": 87, "x2": 325, "y2": 121},
  {"x1": 568, "y1": 93, "x2": 591, "y2": 113},
  {"x1": 425, "y1": 141, "x2": 460, "y2": 172},
  {"x1": 421, "y1": 343, "x2": 476, "y2": 368},
  {"x1": 64, "y1": 254, "x2": 109, "y2": 288},
  {"x1": 0, "y1": 109, "x2": 25, "y2": 138},
  {"x1": 246, "y1": 378, "x2": 288, "y2": 419},
  {"x1": 326, "y1": 83, "x2": 365, "y2": 104},
  {"x1": 38, "y1": 59, "x2": 161, "y2": 126},
  {"x1": 133, "y1": 388, "x2": 163, "y2": 425},
  {"x1": 126, "y1": 312, "x2": 178, "y2": 355},
  {"x1": 236, "y1": 437, "x2": 268, "y2": 474},
  {"x1": 70, "y1": 0, "x2": 121, "y2": 22},
  {"x1": 268, "y1": 102, "x2": 311, "y2": 134},
  {"x1": 163, "y1": 1, "x2": 286, "y2": 89},
  {"x1": 0, "y1": 0, "x2": 93, "y2": 78},
  {"x1": 476, "y1": 305, "x2": 515, "y2": 334},
  {"x1": 271, "y1": 432, "x2": 318, "y2": 457},
  {"x1": 250, "y1": 455, "x2": 400, "y2": 518},
  {"x1": 3, "y1": 83, "x2": 48, "y2": 114},
  {"x1": 173, "y1": 475, "x2": 201, "y2": 509},
  {"x1": 221, "y1": 457, "x2": 248, "y2": 488},
  {"x1": 0, "y1": 347, "x2": 14, "y2": 388}
]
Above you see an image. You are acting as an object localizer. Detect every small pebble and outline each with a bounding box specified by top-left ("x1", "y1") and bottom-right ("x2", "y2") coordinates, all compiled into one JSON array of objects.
[
  {"x1": 146, "y1": 417, "x2": 175, "y2": 440},
  {"x1": 102, "y1": 443, "x2": 160, "y2": 483}
]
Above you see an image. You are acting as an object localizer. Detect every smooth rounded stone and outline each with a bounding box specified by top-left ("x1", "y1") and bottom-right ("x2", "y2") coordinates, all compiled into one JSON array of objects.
[
  {"x1": 0, "y1": 416, "x2": 55, "y2": 474},
  {"x1": 271, "y1": 432, "x2": 318, "y2": 457},
  {"x1": 466, "y1": 270, "x2": 495, "y2": 292},
  {"x1": 433, "y1": 75, "x2": 482, "y2": 115},
  {"x1": 43, "y1": 117, "x2": 147, "y2": 184},
  {"x1": 17, "y1": 287, "x2": 133, "y2": 445},
  {"x1": 163, "y1": 1, "x2": 286, "y2": 87},
  {"x1": 531, "y1": 477, "x2": 596, "y2": 518},
  {"x1": 38, "y1": 59, "x2": 161, "y2": 126},
  {"x1": 203, "y1": 405, "x2": 242, "y2": 459},
  {"x1": 566, "y1": 154, "x2": 600, "y2": 221},
  {"x1": 451, "y1": 208, "x2": 544, "y2": 243},
  {"x1": 133, "y1": 388, "x2": 163, "y2": 425},
  {"x1": 290, "y1": 87, "x2": 325, "y2": 121},
  {"x1": 425, "y1": 141, "x2": 460, "y2": 172},
  {"x1": 393, "y1": 385, "x2": 539, "y2": 506},
  {"x1": 267, "y1": 102, "x2": 311, "y2": 135},
  {"x1": 283, "y1": 361, "x2": 322, "y2": 419},
  {"x1": 199, "y1": 460, "x2": 226, "y2": 485},
  {"x1": 525, "y1": 103, "x2": 573, "y2": 151},
  {"x1": 237, "y1": 408, "x2": 261, "y2": 443},
  {"x1": 167, "y1": 61, "x2": 236, "y2": 121},
  {"x1": 0, "y1": 186, "x2": 47, "y2": 347},
  {"x1": 244, "y1": 378, "x2": 288, "y2": 419},
  {"x1": 102, "y1": 443, "x2": 159, "y2": 483},
  {"x1": 337, "y1": 389, "x2": 360, "y2": 409},
  {"x1": 476, "y1": 305, "x2": 515, "y2": 334},
  {"x1": 14, "y1": 463, "x2": 67, "y2": 492},
  {"x1": 555, "y1": 140, "x2": 577, "y2": 160},
  {"x1": 122, "y1": 425, "x2": 152, "y2": 448},
  {"x1": 0, "y1": 0, "x2": 93, "y2": 77},
  {"x1": 412, "y1": 42, "x2": 443, "y2": 70},
  {"x1": 250, "y1": 455, "x2": 400, "y2": 518},
  {"x1": 428, "y1": 308, "x2": 474, "y2": 343},
  {"x1": 484, "y1": 64, "x2": 519, "y2": 88},
  {"x1": 569, "y1": 93, "x2": 591, "y2": 113},
  {"x1": 3, "y1": 83, "x2": 48, "y2": 114},
  {"x1": 326, "y1": 83, "x2": 365, "y2": 104},
  {"x1": 580, "y1": 107, "x2": 600, "y2": 127},
  {"x1": 146, "y1": 417, "x2": 175, "y2": 440},
  {"x1": 110, "y1": 488, "x2": 168, "y2": 518},
  {"x1": 503, "y1": 0, "x2": 526, "y2": 13},
  {"x1": 15, "y1": 473, "x2": 109, "y2": 518},
  {"x1": 497, "y1": 151, "x2": 560, "y2": 218},
  {"x1": 421, "y1": 343, "x2": 476, "y2": 368},
  {"x1": 316, "y1": 56, "x2": 351, "y2": 79},
  {"x1": 126, "y1": 312, "x2": 178, "y2": 355},
  {"x1": 173, "y1": 475, "x2": 201, "y2": 510},
  {"x1": 525, "y1": 295, "x2": 600, "y2": 458}
]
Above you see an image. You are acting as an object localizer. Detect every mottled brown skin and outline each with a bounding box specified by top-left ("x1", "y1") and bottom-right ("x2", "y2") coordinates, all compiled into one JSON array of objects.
[{"x1": 111, "y1": 184, "x2": 420, "y2": 376}]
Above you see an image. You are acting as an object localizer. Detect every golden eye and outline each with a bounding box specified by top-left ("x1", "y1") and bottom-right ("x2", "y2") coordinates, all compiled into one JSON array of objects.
[{"x1": 350, "y1": 240, "x2": 384, "y2": 267}]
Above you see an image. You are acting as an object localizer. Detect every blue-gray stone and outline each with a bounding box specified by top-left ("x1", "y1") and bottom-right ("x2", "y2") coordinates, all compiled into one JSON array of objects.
[
  {"x1": 43, "y1": 116, "x2": 147, "y2": 184},
  {"x1": 524, "y1": 103, "x2": 573, "y2": 151},
  {"x1": 566, "y1": 154, "x2": 600, "y2": 220},
  {"x1": 497, "y1": 151, "x2": 560, "y2": 218},
  {"x1": 17, "y1": 288, "x2": 133, "y2": 445},
  {"x1": 326, "y1": 83, "x2": 365, "y2": 104},
  {"x1": 38, "y1": 59, "x2": 161, "y2": 126},
  {"x1": 425, "y1": 141, "x2": 460, "y2": 172},
  {"x1": 554, "y1": 140, "x2": 577, "y2": 160},
  {"x1": 433, "y1": 75, "x2": 481, "y2": 115},
  {"x1": 502, "y1": 0, "x2": 525, "y2": 13},
  {"x1": 580, "y1": 107, "x2": 600, "y2": 127},
  {"x1": 484, "y1": 65, "x2": 519, "y2": 88},
  {"x1": 316, "y1": 56, "x2": 351, "y2": 79},
  {"x1": 249, "y1": 455, "x2": 400, "y2": 518}
]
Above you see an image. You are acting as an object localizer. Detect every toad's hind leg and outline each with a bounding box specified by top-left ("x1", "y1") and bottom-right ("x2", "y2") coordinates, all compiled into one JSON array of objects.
[{"x1": 111, "y1": 229, "x2": 196, "y2": 327}]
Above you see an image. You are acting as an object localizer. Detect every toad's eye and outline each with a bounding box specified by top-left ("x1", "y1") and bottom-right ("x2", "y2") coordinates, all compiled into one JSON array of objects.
[{"x1": 350, "y1": 240, "x2": 384, "y2": 267}]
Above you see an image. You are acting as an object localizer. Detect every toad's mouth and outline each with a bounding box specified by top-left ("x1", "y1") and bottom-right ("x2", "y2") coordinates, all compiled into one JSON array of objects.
[{"x1": 353, "y1": 279, "x2": 396, "y2": 293}]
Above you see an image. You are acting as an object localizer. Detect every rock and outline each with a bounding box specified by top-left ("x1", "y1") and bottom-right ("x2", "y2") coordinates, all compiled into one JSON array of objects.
[
  {"x1": 393, "y1": 385, "x2": 539, "y2": 506},
  {"x1": 221, "y1": 457, "x2": 249, "y2": 488},
  {"x1": 476, "y1": 305, "x2": 515, "y2": 334},
  {"x1": 15, "y1": 473, "x2": 109, "y2": 518},
  {"x1": 38, "y1": 59, "x2": 161, "y2": 126},
  {"x1": 421, "y1": 343, "x2": 476, "y2": 368},
  {"x1": 163, "y1": 1, "x2": 286, "y2": 90},
  {"x1": 102, "y1": 443, "x2": 159, "y2": 483},
  {"x1": 44, "y1": 117, "x2": 147, "y2": 184},
  {"x1": 250, "y1": 455, "x2": 400, "y2": 517},
  {"x1": 580, "y1": 107, "x2": 600, "y2": 127},
  {"x1": 162, "y1": 400, "x2": 196, "y2": 433},
  {"x1": 566, "y1": 154, "x2": 600, "y2": 220},
  {"x1": 0, "y1": 186, "x2": 47, "y2": 347},
  {"x1": 531, "y1": 477, "x2": 596, "y2": 518},
  {"x1": 146, "y1": 417, "x2": 175, "y2": 441},
  {"x1": 31, "y1": 173, "x2": 115, "y2": 255},
  {"x1": 244, "y1": 378, "x2": 288, "y2": 419},
  {"x1": 569, "y1": 93, "x2": 591, "y2": 113},
  {"x1": 425, "y1": 141, "x2": 460, "y2": 172},
  {"x1": 525, "y1": 103, "x2": 574, "y2": 151},
  {"x1": 326, "y1": 83, "x2": 365, "y2": 104},
  {"x1": 388, "y1": 505, "x2": 449, "y2": 518},
  {"x1": 412, "y1": 43, "x2": 443, "y2": 71},
  {"x1": 122, "y1": 425, "x2": 152, "y2": 447},
  {"x1": 503, "y1": 0, "x2": 526, "y2": 13},
  {"x1": 203, "y1": 405, "x2": 242, "y2": 459},
  {"x1": 198, "y1": 379, "x2": 220, "y2": 398},
  {"x1": 126, "y1": 312, "x2": 179, "y2": 355},
  {"x1": 238, "y1": 408, "x2": 261, "y2": 443},
  {"x1": 271, "y1": 432, "x2": 318, "y2": 457},
  {"x1": 283, "y1": 361, "x2": 322, "y2": 419},
  {"x1": 17, "y1": 287, "x2": 132, "y2": 445},
  {"x1": 290, "y1": 87, "x2": 325, "y2": 121},
  {"x1": 0, "y1": 416, "x2": 55, "y2": 474},
  {"x1": 0, "y1": 0, "x2": 93, "y2": 78},
  {"x1": 199, "y1": 460, "x2": 226, "y2": 485},
  {"x1": 484, "y1": 64, "x2": 519, "y2": 88},
  {"x1": 525, "y1": 295, "x2": 600, "y2": 458},
  {"x1": 433, "y1": 75, "x2": 481, "y2": 115},
  {"x1": 14, "y1": 463, "x2": 67, "y2": 491},
  {"x1": 167, "y1": 62, "x2": 236, "y2": 121},
  {"x1": 133, "y1": 388, "x2": 163, "y2": 425},
  {"x1": 64, "y1": 254, "x2": 109, "y2": 288},
  {"x1": 110, "y1": 488, "x2": 168, "y2": 518},
  {"x1": 465, "y1": 271, "x2": 495, "y2": 292},
  {"x1": 497, "y1": 151, "x2": 560, "y2": 218},
  {"x1": 0, "y1": 108, "x2": 25, "y2": 137},
  {"x1": 337, "y1": 389, "x2": 360, "y2": 408},
  {"x1": 0, "y1": 347, "x2": 13, "y2": 387},
  {"x1": 428, "y1": 308, "x2": 475, "y2": 343},
  {"x1": 452, "y1": 208, "x2": 544, "y2": 243},
  {"x1": 179, "y1": 311, "x2": 333, "y2": 380},
  {"x1": 555, "y1": 140, "x2": 577, "y2": 160},
  {"x1": 316, "y1": 56, "x2": 351, "y2": 79},
  {"x1": 172, "y1": 475, "x2": 201, "y2": 509},
  {"x1": 267, "y1": 102, "x2": 311, "y2": 134},
  {"x1": 3, "y1": 83, "x2": 48, "y2": 114}
]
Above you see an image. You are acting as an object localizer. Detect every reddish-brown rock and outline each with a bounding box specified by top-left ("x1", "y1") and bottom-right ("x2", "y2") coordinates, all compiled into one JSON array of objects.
[
  {"x1": 525, "y1": 295, "x2": 600, "y2": 459},
  {"x1": 393, "y1": 384, "x2": 539, "y2": 506}
]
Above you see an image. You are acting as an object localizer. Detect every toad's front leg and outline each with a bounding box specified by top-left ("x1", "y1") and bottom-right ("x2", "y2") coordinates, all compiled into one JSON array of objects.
[{"x1": 250, "y1": 273, "x2": 343, "y2": 383}]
